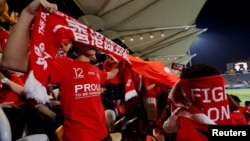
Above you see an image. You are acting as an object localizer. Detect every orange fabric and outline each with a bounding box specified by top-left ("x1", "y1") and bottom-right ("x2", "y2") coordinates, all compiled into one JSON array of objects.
[
  {"x1": 129, "y1": 55, "x2": 179, "y2": 87},
  {"x1": 55, "y1": 125, "x2": 63, "y2": 141}
]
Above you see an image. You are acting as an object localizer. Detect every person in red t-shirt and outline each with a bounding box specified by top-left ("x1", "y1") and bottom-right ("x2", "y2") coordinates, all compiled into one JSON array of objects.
[
  {"x1": 0, "y1": 69, "x2": 55, "y2": 140},
  {"x1": 0, "y1": 69, "x2": 27, "y2": 140},
  {"x1": 227, "y1": 94, "x2": 248, "y2": 125},
  {"x1": 163, "y1": 64, "x2": 232, "y2": 141},
  {"x1": 243, "y1": 100, "x2": 250, "y2": 123},
  {"x1": 103, "y1": 53, "x2": 123, "y2": 106},
  {"x1": 0, "y1": 0, "x2": 120, "y2": 140},
  {"x1": 141, "y1": 76, "x2": 161, "y2": 135},
  {"x1": 0, "y1": 30, "x2": 9, "y2": 52}
]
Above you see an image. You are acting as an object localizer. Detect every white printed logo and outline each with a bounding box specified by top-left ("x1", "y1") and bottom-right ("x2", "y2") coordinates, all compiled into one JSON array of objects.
[
  {"x1": 88, "y1": 71, "x2": 95, "y2": 75},
  {"x1": 126, "y1": 79, "x2": 131, "y2": 87},
  {"x1": 35, "y1": 43, "x2": 52, "y2": 70},
  {"x1": 73, "y1": 68, "x2": 84, "y2": 78}
]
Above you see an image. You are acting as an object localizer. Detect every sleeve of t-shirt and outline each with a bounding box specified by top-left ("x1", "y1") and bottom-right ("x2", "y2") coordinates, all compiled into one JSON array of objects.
[{"x1": 11, "y1": 75, "x2": 25, "y2": 86}]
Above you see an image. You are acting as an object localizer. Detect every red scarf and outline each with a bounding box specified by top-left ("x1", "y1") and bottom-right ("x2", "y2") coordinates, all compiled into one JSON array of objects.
[
  {"x1": 168, "y1": 75, "x2": 231, "y2": 125},
  {"x1": 24, "y1": 8, "x2": 130, "y2": 103},
  {"x1": 118, "y1": 60, "x2": 138, "y2": 101}
]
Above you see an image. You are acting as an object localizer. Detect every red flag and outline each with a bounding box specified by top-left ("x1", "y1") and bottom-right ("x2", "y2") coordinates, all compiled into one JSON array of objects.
[{"x1": 129, "y1": 55, "x2": 179, "y2": 86}]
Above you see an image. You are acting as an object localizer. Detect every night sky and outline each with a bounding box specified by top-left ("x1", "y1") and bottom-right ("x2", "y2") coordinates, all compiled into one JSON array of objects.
[{"x1": 190, "y1": 0, "x2": 250, "y2": 73}]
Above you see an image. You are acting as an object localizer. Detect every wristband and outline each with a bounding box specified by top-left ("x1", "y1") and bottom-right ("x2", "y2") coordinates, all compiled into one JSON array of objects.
[{"x1": 1, "y1": 78, "x2": 9, "y2": 84}]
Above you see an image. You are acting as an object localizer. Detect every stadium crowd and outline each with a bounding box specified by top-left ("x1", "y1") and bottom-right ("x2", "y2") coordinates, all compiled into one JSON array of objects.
[{"x1": 0, "y1": 0, "x2": 250, "y2": 141}]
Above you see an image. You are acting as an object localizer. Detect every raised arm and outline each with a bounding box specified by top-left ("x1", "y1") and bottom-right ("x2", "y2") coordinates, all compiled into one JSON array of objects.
[{"x1": 1, "y1": 0, "x2": 57, "y2": 73}]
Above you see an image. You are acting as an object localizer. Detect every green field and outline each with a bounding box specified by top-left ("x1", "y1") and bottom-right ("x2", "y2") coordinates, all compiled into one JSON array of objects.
[{"x1": 225, "y1": 88, "x2": 250, "y2": 106}]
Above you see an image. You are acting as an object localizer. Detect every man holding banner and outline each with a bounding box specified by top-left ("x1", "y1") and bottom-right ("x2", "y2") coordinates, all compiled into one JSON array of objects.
[{"x1": 1, "y1": 0, "x2": 125, "y2": 140}]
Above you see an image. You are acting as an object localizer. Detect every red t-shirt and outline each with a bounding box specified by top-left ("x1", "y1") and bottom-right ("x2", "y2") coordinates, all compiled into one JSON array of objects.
[
  {"x1": 0, "y1": 74, "x2": 24, "y2": 106},
  {"x1": 238, "y1": 106, "x2": 245, "y2": 113},
  {"x1": 230, "y1": 110, "x2": 248, "y2": 125},
  {"x1": 176, "y1": 116, "x2": 208, "y2": 141},
  {"x1": 0, "y1": 30, "x2": 9, "y2": 51},
  {"x1": 103, "y1": 58, "x2": 120, "y2": 84},
  {"x1": 49, "y1": 57, "x2": 108, "y2": 141},
  {"x1": 142, "y1": 77, "x2": 159, "y2": 98}
]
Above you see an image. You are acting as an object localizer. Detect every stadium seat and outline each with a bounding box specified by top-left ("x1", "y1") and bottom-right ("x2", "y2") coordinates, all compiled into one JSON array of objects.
[
  {"x1": 0, "y1": 107, "x2": 12, "y2": 141},
  {"x1": 110, "y1": 132, "x2": 122, "y2": 141},
  {"x1": 55, "y1": 125, "x2": 122, "y2": 141},
  {"x1": 0, "y1": 107, "x2": 49, "y2": 141},
  {"x1": 55, "y1": 125, "x2": 63, "y2": 141},
  {"x1": 16, "y1": 134, "x2": 49, "y2": 141},
  {"x1": 105, "y1": 109, "x2": 116, "y2": 132}
]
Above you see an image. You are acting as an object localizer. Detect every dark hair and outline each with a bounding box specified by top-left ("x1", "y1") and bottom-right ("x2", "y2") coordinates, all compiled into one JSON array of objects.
[
  {"x1": 180, "y1": 64, "x2": 221, "y2": 79},
  {"x1": 227, "y1": 94, "x2": 239, "y2": 111},
  {"x1": 229, "y1": 94, "x2": 241, "y2": 103},
  {"x1": 245, "y1": 101, "x2": 250, "y2": 106},
  {"x1": 67, "y1": 46, "x2": 78, "y2": 59}
]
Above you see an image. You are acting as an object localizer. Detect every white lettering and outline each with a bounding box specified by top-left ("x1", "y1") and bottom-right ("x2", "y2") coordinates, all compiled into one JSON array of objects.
[
  {"x1": 212, "y1": 129, "x2": 247, "y2": 136},
  {"x1": 38, "y1": 20, "x2": 45, "y2": 35},
  {"x1": 66, "y1": 18, "x2": 88, "y2": 33},
  {"x1": 221, "y1": 105, "x2": 230, "y2": 120},
  {"x1": 191, "y1": 87, "x2": 227, "y2": 103},
  {"x1": 89, "y1": 28, "x2": 104, "y2": 49},
  {"x1": 74, "y1": 84, "x2": 100, "y2": 93},
  {"x1": 192, "y1": 88, "x2": 211, "y2": 103},
  {"x1": 212, "y1": 87, "x2": 224, "y2": 102},
  {"x1": 75, "y1": 85, "x2": 83, "y2": 93},
  {"x1": 212, "y1": 129, "x2": 218, "y2": 136},
  {"x1": 208, "y1": 107, "x2": 219, "y2": 121},
  {"x1": 207, "y1": 105, "x2": 230, "y2": 121}
]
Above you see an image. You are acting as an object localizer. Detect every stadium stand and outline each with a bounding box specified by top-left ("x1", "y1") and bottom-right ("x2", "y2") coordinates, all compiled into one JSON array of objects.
[{"x1": 223, "y1": 72, "x2": 250, "y2": 88}]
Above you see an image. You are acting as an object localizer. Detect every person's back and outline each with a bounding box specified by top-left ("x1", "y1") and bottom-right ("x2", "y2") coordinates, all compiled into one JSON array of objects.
[{"x1": 49, "y1": 56, "x2": 109, "y2": 140}]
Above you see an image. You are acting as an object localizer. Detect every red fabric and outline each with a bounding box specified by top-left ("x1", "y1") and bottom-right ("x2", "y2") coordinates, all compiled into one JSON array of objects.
[
  {"x1": 103, "y1": 58, "x2": 117, "y2": 72},
  {"x1": 26, "y1": 8, "x2": 130, "y2": 103},
  {"x1": 180, "y1": 75, "x2": 231, "y2": 124},
  {"x1": 49, "y1": 57, "x2": 108, "y2": 141},
  {"x1": 145, "y1": 135, "x2": 155, "y2": 141},
  {"x1": 230, "y1": 110, "x2": 248, "y2": 125},
  {"x1": 0, "y1": 30, "x2": 9, "y2": 51},
  {"x1": 116, "y1": 105, "x2": 126, "y2": 115},
  {"x1": 131, "y1": 71, "x2": 141, "y2": 92},
  {"x1": 238, "y1": 106, "x2": 245, "y2": 113},
  {"x1": 176, "y1": 116, "x2": 208, "y2": 141},
  {"x1": 118, "y1": 60, "x2": 138, "y2": 101},
  {"x1": 128, "y1": 55, "x2": 179, "y2": 87},
  {"x1": 104, "y1": 58, "x2": 120, "y2": 84},
  {"x1": 0, "y1": 74, "x2": 24, "y2": 106},
  {"x1": 61, "y1": 38, "x2": 70, "y2": 45},
  {"x1": 142, "y1": 77, "x2": 158, "y2": 98}
]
